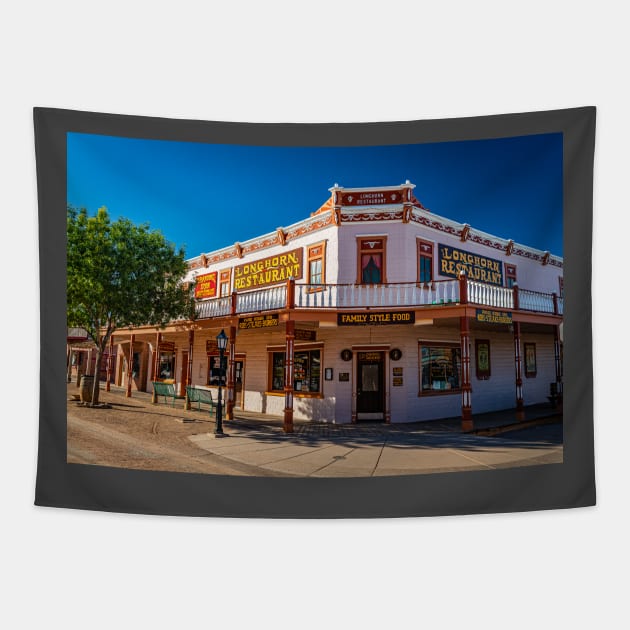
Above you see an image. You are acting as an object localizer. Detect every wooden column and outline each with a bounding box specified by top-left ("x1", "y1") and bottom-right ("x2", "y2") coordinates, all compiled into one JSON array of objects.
[
  {"x1": 151, "y1": 332, "x2": 161, "y2": 403},
  {"x1": 76, "y1": 352, "x2": 83, "y2": 388},
  {"x1": 126, "y1": 334, "x2": 134, "y2": 397},
  {"x1": 226, "y1": 325, "x2": 236, "y2": 420},
  {"x1": 283, "y1": 320, "x2": 295, "y2": 433},
  {"x1": 554, "y1": 324, "x2": 563, "y2": 399},
  {"x1": 514, "y1": 322, "x2": 524, "y2": 418},
  {"x1": 460, "y1": 316, "x2": 473, "y2": 432},
  {"x1": 106, "y1": 336, "x2": 114, "y2": 391},
  {"x1": 185, "y1": 329, "x2": 194, "y2": 410},
  {"x1": 67, "y1": 347, "x2": 73, "y2": 383}
]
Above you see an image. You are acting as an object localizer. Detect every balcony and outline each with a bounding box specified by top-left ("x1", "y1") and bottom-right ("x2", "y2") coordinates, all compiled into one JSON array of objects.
[{"x1": 195, "y1": 278, "x2": 563, "y2": 320}]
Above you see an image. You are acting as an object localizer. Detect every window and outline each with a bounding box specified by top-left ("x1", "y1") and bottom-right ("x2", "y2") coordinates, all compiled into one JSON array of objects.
[
  {"x1": 158, "y1": 352, "x2": 175, "y2": 380},
  {"x1": 269, "y1": 348, "x2": 322, "y2": 393},
  {"x1": 505, "y1": 263, "x2": 517, "y2": 288},
  {"x1": 524, "y1": 343, "x2": 537, "y2": 378},
  {"x1": 308, "y1": 242, "x2": 326, "y2": 287},
  {"x1": 558, "y1": 276, "x2": 564, "y2": 298},
  {"x1": 357, "y1": 237, "x2": 387, "y2": 284},
  {"x1": 419, "y1": 343, "x2": 461, "y2": 393},
  {"x1": 207, "y1": 354, "x2": 227, "y2": 386},
  {"x1": 417, "y1": 239, "x2": 434, "y2": 284},
  {"x1": 475, "y1": 339, "x2": 491, "y2": 379},
  {"x1": 219, "y1": 269, "x2": 231, "y2": 297}
]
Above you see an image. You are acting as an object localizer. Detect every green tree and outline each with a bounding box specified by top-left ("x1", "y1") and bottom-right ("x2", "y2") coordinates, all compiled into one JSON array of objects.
[{"x1": 67, "y1": 205, "x2": 195, "y2": 405}]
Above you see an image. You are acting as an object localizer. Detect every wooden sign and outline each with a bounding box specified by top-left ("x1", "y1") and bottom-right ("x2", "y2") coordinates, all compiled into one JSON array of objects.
[
  {"x1": 392, "y1": 367, "x2": 403, "y2": 376},
  {"x1": 393, "y1": 377, "x2": 403, "y2": 386},
  {"x1": 438, "y1": 244, "x2": 503, "y2": 286},
  {"x1": 206, "y1": 339, "x2": 218, "y2": 353},
  {"x1": 159, "y1": 341, "x2": 175, "y2": 353},
  {"x1": 194, "y1": 271, "x2": 218, "y2": 299},
  {"x1": 295, "y1": 328, "x2": 316, "y2": 341},
  {"x1": 475, "y1": 309, "x2": 513, "y2": 325},
  {"x1": 339, "y1": 372, "x2": 350, "y2": 382},
  {"x1": 233, "y1": 248, "x2": 303, "y2": 291},
  {"x1": 340, "y1": 190, "x2": 404, "y2": 206},
  {"x1": 338, "y1": 311, "x2": 415, "y2": 326},
  {"x1": 238, "y1": 314, "x2": 280, "y2": 330}
]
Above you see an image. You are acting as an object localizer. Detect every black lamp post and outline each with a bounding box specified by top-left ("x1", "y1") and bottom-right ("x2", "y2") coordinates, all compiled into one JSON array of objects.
[{"x1": 214, "y1": 329, "x2": 228, "y2": 436}]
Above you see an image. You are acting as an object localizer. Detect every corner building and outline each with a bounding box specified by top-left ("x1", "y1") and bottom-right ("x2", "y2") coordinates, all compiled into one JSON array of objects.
[{"x1": 109, "y1": 182, "x2": 563, "y2": 432}]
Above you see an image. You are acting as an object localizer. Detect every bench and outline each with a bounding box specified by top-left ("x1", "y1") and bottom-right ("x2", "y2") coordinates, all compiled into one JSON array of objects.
[
  {"x1": 152, "y1": 381, "x2": 177, "y2": 406},
  {"x1": 186, "y1": 386, "x2": 215, "y2": 413}
]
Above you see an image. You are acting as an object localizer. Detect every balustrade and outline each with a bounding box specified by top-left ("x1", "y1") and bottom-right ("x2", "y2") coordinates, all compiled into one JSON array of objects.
[{"x1": 195, "y1": 279, "x2": 560, "y2": 319}]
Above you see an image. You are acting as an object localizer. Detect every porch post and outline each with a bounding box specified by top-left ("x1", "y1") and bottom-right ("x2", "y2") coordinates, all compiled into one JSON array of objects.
[
  {"x1": 554, "y1": 324, "x2": 563, "y2": 399},
  {"x1": 226, "y1": 325, "x2": 236, "y2": 420},
  {"x1": 67, "y1": 347, "x2": 73, "y2": 383},
  {"x1": 460, "y1": 316, "x2": 473, "y2": 432},
  {"x1": 514, "y1": 321, "x2": 524, "y2": 418},
  {"x1": 76, "y1": 352, "x2": 83, "y2": 388},
  {"x1": 126, "y1": 334, "x2": 134, "y2": 397},
  {"x1": 106, "y1": 335, "x2": 114, "y2": 391},
  {"x1": 283, "y1": 320, "x2": 295, "y2": 433},
  {"x1": 151, "y1": 332, "x2": 161, "y2": 403},
  {"x1": 184, "y1": 329, "x2": 194, "y2": 410}
]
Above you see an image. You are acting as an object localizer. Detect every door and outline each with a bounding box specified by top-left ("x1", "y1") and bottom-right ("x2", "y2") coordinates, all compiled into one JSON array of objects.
[
  {"x1": 234, "y1": 359, "x2": 245, "y2": 408},
  {"x1": 356, "y1": 351, "x2": 385, "y2": 420},
  {"x1": 179, "y1": 351, "x2": 189, "y2": 397}
]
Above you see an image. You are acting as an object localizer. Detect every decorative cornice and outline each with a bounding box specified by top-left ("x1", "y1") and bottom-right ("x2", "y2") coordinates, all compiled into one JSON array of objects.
[
  {"x1": 341, "y1": 210, "x2": 404, "y2": 222},
  {"x1": 187, "y1": 187, "x2": 563, "y2": 271},
  {"x1": 188, "y1": 210, "x2": 335, "y2": 270}
]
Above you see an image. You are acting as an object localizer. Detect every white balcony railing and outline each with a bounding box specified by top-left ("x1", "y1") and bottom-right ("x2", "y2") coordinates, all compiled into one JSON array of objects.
[
  {"x1": 295, "y1": 280, "x2": 460, "y2": 309},
  {"x1": 236, "y1": 284, "x2": 287, "y2": 314},
  {"x1": 195, "y1": 295, "x2": 232, "y2": 319},
  {"x1": 467, "y1": 281, "x2": 514, "y2": 310},
  {"x1": 194, "y1": 279, "x2": 561, "y2": 319}
]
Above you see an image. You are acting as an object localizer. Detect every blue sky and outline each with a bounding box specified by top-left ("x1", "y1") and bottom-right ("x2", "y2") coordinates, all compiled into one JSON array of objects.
[{"x1": 67, "y1": 132, "x2": 563, "y2": 258}]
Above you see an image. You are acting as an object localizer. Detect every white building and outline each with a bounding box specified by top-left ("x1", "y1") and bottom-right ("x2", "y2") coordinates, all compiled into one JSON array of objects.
[{"x1": 103, "y1": 182, "x2": 563, "y2": 432}]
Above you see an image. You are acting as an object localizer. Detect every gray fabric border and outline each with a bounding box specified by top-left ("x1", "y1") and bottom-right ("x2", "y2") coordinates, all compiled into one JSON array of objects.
[{"x1": 34, "y1": 106, "x2": 595, "y2": 518}]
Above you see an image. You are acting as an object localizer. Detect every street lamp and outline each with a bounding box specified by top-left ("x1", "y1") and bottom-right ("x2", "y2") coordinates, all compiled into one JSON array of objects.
[{"x1": 214, "y1": 329, "x2": 228, "y2": 436}]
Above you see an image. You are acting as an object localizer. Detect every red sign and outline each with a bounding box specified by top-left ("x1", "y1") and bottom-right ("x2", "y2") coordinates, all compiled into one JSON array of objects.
[
  {"x1": 340, "y1": 190, "x2": 403, "y2": 206},
  {"x1": 195, "y1": 272, "x2": 218, "y2": 299}
]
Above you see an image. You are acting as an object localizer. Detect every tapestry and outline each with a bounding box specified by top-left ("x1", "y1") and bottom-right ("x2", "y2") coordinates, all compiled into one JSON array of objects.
[{"x1": 34, "y1": 107, "x2": 596, "y2": 517}]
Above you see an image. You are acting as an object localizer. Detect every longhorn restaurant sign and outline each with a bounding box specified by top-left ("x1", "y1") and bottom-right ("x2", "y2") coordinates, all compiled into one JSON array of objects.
[
  {"x1": 438, "y1": 244, "x2": 504, "y2": 286},
  {"x1": 234, "y1": 248, "x2": 303, "y2": 291}
]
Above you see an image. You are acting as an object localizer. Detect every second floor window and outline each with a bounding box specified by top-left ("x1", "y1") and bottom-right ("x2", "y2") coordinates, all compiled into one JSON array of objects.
[
  {"x1": 418, "y1": 239, "x2": 434, "y2": 283},
  {"x1": 505, "y1": 263, "x2": 517, "y2": 288},
  {"x1": 219, "y1": 269, "x2": 231, "y2": 296},
  {"x1": 357, "y1": 237, "x2": 386, "y2": 284},
  {"x1": 308, "y1": 243, "x2": 325, "y2": 286}
]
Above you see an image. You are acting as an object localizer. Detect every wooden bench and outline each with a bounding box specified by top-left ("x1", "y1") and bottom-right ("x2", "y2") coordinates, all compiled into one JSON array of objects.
[
  {"x1": 152, "y1": 381, "x2": 177, "y2": 406},
  {"x1": 186, "y1": 386, "x2": 215, "y2": 413}
]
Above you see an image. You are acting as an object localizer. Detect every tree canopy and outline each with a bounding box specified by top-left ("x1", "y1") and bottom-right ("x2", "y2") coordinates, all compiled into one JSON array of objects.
[{"x1": 67, "y1": 205, "x2": 195, "y2": 404}]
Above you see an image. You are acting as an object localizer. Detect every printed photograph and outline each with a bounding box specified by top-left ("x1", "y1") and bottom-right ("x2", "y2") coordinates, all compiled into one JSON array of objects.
[{"x1": 66, "y1": 133, "x2": 563, "y2": 477}]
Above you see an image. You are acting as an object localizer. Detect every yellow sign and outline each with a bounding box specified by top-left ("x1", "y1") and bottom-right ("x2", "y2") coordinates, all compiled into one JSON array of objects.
[
  {"x1": 439, "y1": 244, "x2": 504, "y2": 286},
  {"x1": 475, "y1": 309, "x2": 513, "y2": 325},
  {"x1": 337, "y1": 311, "x2": 415, "y2": 326},
  {"x1": 238, "y1": 314, "x2": 280, "y2": 330},
  {"x1": 234, "y1": 248, "x2": 303, "y2": 291}
]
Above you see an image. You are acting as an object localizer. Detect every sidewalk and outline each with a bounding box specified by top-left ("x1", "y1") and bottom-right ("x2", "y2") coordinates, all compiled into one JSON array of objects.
[
  {"x1": 74, "y1": 384, "x2": 562, "y2": 477},
  {"x1": 190, "y1": 403, "x2": 563, "y2": 478}
]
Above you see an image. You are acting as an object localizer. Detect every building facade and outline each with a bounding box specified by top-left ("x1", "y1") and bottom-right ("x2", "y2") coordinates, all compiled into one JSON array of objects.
[{"x1": 100, "y1": 182, "x2": 563, "y2": 431}]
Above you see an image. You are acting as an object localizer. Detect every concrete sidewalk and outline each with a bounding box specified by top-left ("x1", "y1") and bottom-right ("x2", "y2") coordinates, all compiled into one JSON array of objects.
[
  {"x1": 92, "y1": 385, "x2": 562, "y2": 477},
  {"x1": 190, "y1": 407, "x2": 563, "y2": 477}
]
